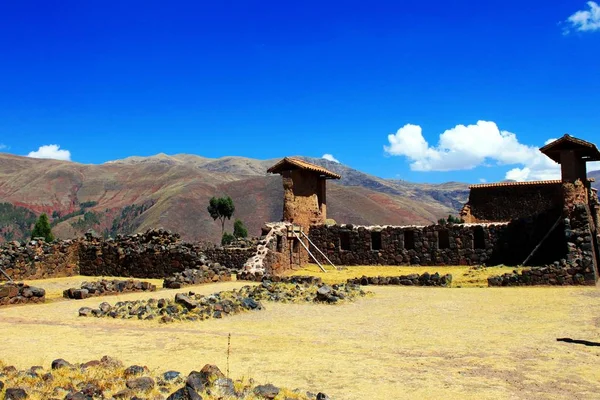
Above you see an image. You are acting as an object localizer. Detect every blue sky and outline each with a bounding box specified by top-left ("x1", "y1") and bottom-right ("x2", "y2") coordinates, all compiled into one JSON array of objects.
[{"x1": 0, "y1": 0, "x2": 599, "y2": 183}]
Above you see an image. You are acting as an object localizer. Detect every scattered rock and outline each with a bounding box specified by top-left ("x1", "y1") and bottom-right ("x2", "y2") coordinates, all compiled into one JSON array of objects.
[
  {"x1": 126, "y1": 376, "x2": 155, "y2": 391},
  {"x1": 51, "y1": 359, "x2": 72, "y2": 370},
  {"x1": 4, "y1": 388, "x2": 28, "y2": 400},
  {"x1": 253, "y1": 383, "x2": 280, "y2": 399}
]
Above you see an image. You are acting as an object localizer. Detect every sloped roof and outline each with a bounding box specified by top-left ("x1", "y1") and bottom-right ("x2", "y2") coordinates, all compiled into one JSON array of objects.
[
  {"x1": 540, "y1": 134, "x2": 600, "y2": 163},
  {"x1": 267, "y1": 157, "x2": 341, "y2": 179},
  {"x1": 470, "y1": 178, "x2": 595, "y2": 189}
]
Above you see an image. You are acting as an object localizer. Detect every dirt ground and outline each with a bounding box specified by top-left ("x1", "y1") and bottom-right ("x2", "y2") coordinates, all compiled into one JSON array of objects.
[{"x1": 1, "y1": 276, "x2": 600, "y2": 400}]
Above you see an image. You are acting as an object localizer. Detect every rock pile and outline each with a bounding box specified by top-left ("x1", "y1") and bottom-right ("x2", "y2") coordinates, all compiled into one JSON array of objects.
[
  {"x1": 63, "y1": 279, "x2": 157, "y2": 300},
  {"x1": 487, "y1": 259, "x2": 596, "y2": 286},
  {"x1": 163, "y1": 266, "x2": 233, "y2": 289},
  {"x1": 79, "y1": 281, "x2": 369, "y2": 323},
  {"x1": 0, "y1": 357, "x2": 328, "y2": 399},
  {"x1": 237, "y1": 272, "x2": 323, "y2": 285},
  {"x1": 0, "y1": 282, "x2": 46, "y2": 306},
  {"x1": 346, "y1": 272, "x2": 453, "y2": 287}
]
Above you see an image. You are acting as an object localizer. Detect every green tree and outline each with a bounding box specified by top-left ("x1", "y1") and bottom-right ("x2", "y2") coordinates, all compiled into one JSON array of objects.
[
  {"x1": 233, "y1": 219, "x2": 248, "y2": 238},
  {"x1": 31, "y1": 213, "x2": 55, "y2": 242},
  {"x1": 207, "y1": 196, "x2": 235, "y2": 235}
]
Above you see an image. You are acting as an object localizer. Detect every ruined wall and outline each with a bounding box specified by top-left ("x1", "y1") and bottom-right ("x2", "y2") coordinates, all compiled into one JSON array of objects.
[
  {"x1": 462, "y1": 183, "x2": 563, "y2": 222},
  {"x1": 308, "y1": 215, "x2": 568, "y2": 267},
  {"x1": 242, "y1": 222, "x2": 306, "y2": 276},
  {"x1": 0, "y1": 230, "x2": 252, "y2": 282},
  {"x1": 0, "y1": 282, "x2": 46, "y2": 306},
  {"x1": 203, "y1": 248, "x2": 256, "y2": 271},
  {"x1": 78, "y1": 230, "x2": 248, "y2": 279},
  {"x1": 0, "y1": 239, "x2": 79, "y2": 281}
]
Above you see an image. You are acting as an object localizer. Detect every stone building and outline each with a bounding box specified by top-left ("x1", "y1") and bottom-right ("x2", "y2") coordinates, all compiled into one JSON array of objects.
[{"x1": 260, "y1": 135, "x2": 600, "y2": 284}]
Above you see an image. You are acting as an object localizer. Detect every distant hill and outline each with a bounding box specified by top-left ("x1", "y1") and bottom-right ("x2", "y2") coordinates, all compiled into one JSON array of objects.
[
  {"x1": 0, "y1": 153, "x2": 471, "y2": 243},
  {"x1": 590, "y1": 170, "x2": 600, "y2": 190}
]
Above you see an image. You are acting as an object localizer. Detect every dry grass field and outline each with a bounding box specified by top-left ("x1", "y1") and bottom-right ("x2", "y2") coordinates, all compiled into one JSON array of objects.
[{"x1": 1, "y1": 275, "x2": 600, "y2": 399}]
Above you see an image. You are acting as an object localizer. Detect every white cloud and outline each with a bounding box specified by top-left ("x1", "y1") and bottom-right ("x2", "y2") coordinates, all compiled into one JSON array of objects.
[
  {"x1": 479, "y1": 178, "x2": 487, "y2": 183},
  {"x1": 27, "y1": 144, "x2": 71, "y2": 161},
  {"x1": 0, "y1": 144, "x2": 6, "y2": 150},
  {"x1": 564, "y1": 1, "x2": 600, "y2": 34},
  {"x1": 384, "y1": 120, "x2": 562, "y2": 181},
  {"x1": 322, "y1": 153, "x2": 340, "y2": 163},
  {"x1": 589, "y1": 161, "x2": 600, "y2": 171}
]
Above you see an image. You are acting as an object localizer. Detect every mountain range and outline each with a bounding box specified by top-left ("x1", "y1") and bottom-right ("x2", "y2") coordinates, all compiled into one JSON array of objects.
[{"x1": 0, "y1": 152, "x2": 598, "y2": 243}]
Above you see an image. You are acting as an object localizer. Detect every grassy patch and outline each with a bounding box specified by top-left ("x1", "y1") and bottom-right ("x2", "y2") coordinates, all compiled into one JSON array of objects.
[{"x1": 289, "y1": 264, "x2": 523, "y2": 287}]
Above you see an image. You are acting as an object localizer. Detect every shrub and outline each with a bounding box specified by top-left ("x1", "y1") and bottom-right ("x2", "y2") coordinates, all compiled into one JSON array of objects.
[
  {"x1": 233, "y1": 219, "x2": 248, "y2": 238},
  {"x1": 221, "y1": 232, "x2": 235, "y2": 246}
]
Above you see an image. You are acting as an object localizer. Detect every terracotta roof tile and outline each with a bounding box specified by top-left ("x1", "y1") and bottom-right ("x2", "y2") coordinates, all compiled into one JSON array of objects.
[
  {"x1": 267, "y1": 157, "x2": 341, "y2": 179},
  {"x1": 470, "y1": 178, "x2": 595, "y2": 189}
]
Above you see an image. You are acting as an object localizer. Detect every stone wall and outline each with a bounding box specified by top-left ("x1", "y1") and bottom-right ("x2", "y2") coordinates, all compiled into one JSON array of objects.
[
  {"x1": 203, "y1": 248, "x2": 256, "y2": 271},
  {"x1": 488, "y1": 259, "x2": 596, "y2": 286},
  {"x1": 462, "y1": 182, "x2": 563, "y2": 223},
  {"x1": 0, "y1": 230, "x2": 259, "y2": 283},
  {"x1": 308, "y1": 216, "x2": 568, "y2": 267},
  {"x1": 0, "y1": 239, "x2": 79, "y2": 281},
  {"x1": 78, "y1": 230, "x2": 244, "y2": 279}
]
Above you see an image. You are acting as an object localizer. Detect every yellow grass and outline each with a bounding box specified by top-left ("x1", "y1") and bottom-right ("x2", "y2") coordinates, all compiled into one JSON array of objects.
[
  {"x1": 289, "y1": 264, "x2": 520, "y2": 287},
  {"x1": 2, "y1": 277, "x2": 600, "y2": 399}
]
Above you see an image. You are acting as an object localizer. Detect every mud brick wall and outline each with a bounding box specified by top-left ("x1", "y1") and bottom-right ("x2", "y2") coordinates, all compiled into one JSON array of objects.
[
  {"x1": 465, "y1": 183, "x2": 563, "y2": 222},
  {"x1": 0, "y1": 240, "x2": 79, "y2": 281}
]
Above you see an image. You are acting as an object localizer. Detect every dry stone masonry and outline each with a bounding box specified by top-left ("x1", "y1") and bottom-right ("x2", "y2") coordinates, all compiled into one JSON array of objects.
[
  {"x1": 346, "y1": 272, "x2": 453, "y2": 287},
  {"x1": 162, "y1": 266, "x2": 233, "y2": 289},
  {"x1": 0, "y1": 239, "x2": 79, "y2": 281},
  {"x1": 63, "y1": 279, "x2": 157, "y2": 300},
  {"x1": 0, "y1": 282, "x2": 45, "y2": 306}
]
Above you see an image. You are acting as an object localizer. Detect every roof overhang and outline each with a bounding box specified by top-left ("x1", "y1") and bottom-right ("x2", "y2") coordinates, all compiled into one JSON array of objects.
[
  {"x1": 540, "y1": 134, "x2": 600, "y2": 164},
  {"x1": 267, "y1": 157, "x2": 341, "y2": 179}
]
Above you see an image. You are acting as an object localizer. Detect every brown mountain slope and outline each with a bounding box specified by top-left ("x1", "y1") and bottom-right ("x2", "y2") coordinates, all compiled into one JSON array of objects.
[
  {"x1": 0, "y1": 153, "x2": 465, "y2": 243},
  {"x1": 589, "y1": 170, "x2": 599, "y2": 190}
]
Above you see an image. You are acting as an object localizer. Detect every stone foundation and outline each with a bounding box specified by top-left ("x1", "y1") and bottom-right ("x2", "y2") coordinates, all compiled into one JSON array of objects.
[{"x1": 0, "y1": 282, "x2": 46, "y2": 306}]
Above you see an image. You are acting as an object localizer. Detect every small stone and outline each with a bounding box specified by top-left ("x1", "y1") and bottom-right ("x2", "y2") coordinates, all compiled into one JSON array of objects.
[
  {"x1": 126, "y1": 376, "x2": 155, "y2": 391},
  {"x1": 167, "y1": 386, "x2": 203, "y2": 400},
  {"x1": 163, "y1": 371, "x2": 181, "y2": 381},
  {"x1": 78, "y1": 307, "x2": 93, "y2": 317},
  {"x1": 253, "y1": 384, "x2": 280, "y2": 399},
  {"x1": 124, "y1": 365, "x2": 147, "y2": 377},
  {"x1": 5, "y1": 388, "x2": 28, "y2": 400},
  {"x1": 51, "y1": 359, "x2": 72, "y2": 370}
]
